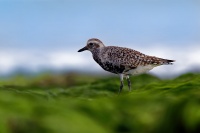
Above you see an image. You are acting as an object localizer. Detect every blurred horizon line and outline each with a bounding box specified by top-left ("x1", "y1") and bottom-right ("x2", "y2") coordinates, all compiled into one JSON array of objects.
[{"x1": 0, "y1": 44, "x2": 200, "y2": 78}]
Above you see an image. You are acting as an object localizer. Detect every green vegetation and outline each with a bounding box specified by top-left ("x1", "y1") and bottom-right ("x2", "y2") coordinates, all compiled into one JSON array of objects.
[{"x1": 0, "y1": 73, "x2": 200, "y2": 133}]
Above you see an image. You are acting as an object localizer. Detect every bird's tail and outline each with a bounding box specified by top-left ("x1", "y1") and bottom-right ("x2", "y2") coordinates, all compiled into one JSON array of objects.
[
  {"x1": 146, "y1": 56, "x2": 175, "y2": 65},
  {"x1": 161, "y1": 59, "x2": 175, "y2": 65}
]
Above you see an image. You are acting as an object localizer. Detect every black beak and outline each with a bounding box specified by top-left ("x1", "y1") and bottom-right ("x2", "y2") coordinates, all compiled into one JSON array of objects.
[{"x1": 78, "y1": 46, "x2": 88, "y2": 52}]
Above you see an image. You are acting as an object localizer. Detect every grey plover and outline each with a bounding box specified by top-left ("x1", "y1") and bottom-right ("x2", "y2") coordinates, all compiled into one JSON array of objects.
[{"x1": 78, "y1": 38, "x2": 175, "y2": 93}]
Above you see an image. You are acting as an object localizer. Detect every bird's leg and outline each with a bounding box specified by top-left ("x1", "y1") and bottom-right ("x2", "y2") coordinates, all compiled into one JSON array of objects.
[
  {"x1": 118, "y1": 74, "x2": 124, "y2": 94},
  {"x1": 126, "y1": 75, "x2": 132, "y2": 92}
]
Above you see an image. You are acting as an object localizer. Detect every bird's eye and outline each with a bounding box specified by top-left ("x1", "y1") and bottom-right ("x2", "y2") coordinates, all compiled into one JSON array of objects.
[{"x1": 89, "y1": 43, "x2": 93, "y2": 46}]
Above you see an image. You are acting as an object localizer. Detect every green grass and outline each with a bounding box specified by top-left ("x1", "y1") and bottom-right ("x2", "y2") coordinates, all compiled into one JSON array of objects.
[{"x1": 0, "y1": 73, "x2": 200, "y2": 133}]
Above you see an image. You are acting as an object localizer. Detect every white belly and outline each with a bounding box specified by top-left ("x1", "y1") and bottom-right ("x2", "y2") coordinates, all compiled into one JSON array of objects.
[{"x1": 125, "y1": 65, "x2": 156, "y2": 75}]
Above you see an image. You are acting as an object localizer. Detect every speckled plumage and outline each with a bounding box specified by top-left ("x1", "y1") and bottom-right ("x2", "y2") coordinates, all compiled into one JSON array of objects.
[{"x1": 78, "y1": 38, "x2": 175, "y2": 93}]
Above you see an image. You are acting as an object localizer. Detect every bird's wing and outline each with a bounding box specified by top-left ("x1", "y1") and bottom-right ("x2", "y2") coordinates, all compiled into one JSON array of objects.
[
  {"x1": 100, "y1": 46, "x2": 142, "y2": 71},
  {"x1": 101, "y1": 46, "x2": 174, "y2": 70}
]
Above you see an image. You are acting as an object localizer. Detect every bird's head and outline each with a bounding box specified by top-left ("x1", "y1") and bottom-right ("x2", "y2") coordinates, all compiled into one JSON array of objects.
[{"x1": 78, "y1": 38, "x2": 105, "y2": 52}]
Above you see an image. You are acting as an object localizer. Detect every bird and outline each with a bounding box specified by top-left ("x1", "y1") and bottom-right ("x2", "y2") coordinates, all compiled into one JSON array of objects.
[{"x1": 78, "y1": 38, "x2": 175, "y2": 94}]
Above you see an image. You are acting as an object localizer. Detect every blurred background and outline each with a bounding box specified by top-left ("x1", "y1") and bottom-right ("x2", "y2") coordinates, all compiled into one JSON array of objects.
[
  {"x1": 0, "y1": 0, "x2": 199, "y2": 78},
  {"x1": 1, "y1": 1, "x2": 200, "y2": 133}
]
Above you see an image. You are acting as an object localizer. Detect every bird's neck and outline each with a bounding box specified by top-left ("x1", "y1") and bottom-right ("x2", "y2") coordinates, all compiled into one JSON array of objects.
[
  {"x1": 91, "y1": 48, "x2": 102, "y2": 65},
  {"x1": 91, "y1": 47, "x2": 104, "y2": 60},
  {"x1": 91, "y1": 48, "x2": 99, "y2": 56},
  {"x1": 91, "y1": 47, "x2": 104, "y2": 54}
]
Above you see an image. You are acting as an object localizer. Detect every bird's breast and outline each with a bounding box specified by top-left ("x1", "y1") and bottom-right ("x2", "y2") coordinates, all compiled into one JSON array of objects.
[
  {"x1": 101, "y1": 61, "x2": 125, "y2": 74},
  {"x1": 93, "y1": 54, "x2": 125, "y2": 74}
]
